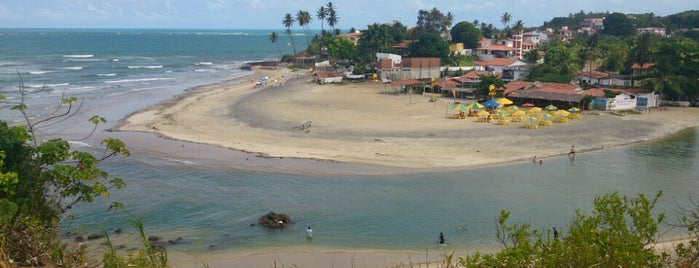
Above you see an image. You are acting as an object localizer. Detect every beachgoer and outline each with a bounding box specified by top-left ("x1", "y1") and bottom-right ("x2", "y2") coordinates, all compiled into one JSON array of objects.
[
  {"x1": 439, "y1": 232, "x2": 445, "y2": 244},
  {"x1": 569, "y1": 145, "x2": 576, "y2": 155},
  {"x1": 539, "y1": 159, "x2": 543, "y2": 165},
  {"x1": 553, "y1": 227, "x2": 559, "y2": 239},
  {"x1": 306, "y1": 226, "x2": 313, "y2": 238},
  {"x1": 532, "y1": 156, "x2": 538, "y2": 163}
]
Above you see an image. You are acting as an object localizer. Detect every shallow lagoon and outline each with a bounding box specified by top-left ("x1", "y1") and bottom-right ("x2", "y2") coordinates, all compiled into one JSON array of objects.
[{"x1": 66, "y1": 128, "x2": 699, "y2": 253}]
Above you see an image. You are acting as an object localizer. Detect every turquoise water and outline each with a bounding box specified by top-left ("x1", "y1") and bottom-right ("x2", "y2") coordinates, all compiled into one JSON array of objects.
[
  {"x1": 0, "y1": 29, "x2": 303, "y2": 125},
  {"x1": 64, "y1": 128, "x2": 699, "y2": 252},
  {"x1": 2, "y1": 29, "x2": 698, "y2": 254}
]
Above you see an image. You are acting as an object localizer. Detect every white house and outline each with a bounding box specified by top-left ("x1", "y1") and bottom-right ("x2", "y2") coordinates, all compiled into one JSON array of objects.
[
  {"x1": 594, "y1": 92, "x2": 659, "y2": 111},
  {"x1": 314, "y1": 71, "x2": 344, "y2": 84}
]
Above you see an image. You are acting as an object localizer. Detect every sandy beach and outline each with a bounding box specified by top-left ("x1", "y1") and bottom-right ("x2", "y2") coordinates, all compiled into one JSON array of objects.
[
  {"x1": 117, "y1": 66, "x2": 699, "y2": 173},
  {"x1": 113, "y1": 66, "x2": 699, "y2": 267}
]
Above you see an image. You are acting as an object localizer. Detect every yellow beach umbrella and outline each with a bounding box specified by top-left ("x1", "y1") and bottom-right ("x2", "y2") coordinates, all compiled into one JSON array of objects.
[
  {"x1": 495, "y1": 97, "x2": 513, "y2": 105},
  {"x1": 527, "y1": 107, "x2": 542, "y2": 114},
  {"x1": 452, "y1": 103, "x2": 468, "y2": 112},
  {"x1": 553, "y1": 110, "x2": 570, "y2": 117},
  {"x1": 512, "y1": 110, "x2": 526, "y2": 116},
  {"x1": 464, "y1": 101, "x2": 485, "y2": 110},
  {"x1": 476, "y1": 110, "x2": 490, "y2": 116},
  {"x1": 496, "y1": 109, "x2": 510, "y2": 118}
]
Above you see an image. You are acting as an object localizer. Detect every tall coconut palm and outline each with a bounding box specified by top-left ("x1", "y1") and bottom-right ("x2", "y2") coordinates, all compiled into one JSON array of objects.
[
  {"x1": 443, "y1": 11, "x2": 454, "y2": 40},
  {"x1": 296, "y1": 10, "x2": 312, "y2": 45},
  {"x1": 269, "y1": 32, "x2": 283, "y2": 60},
  {"x1": 326, "y1": 2, "x2": 338, "y2": 33},
  {"x1": 283, "y1": 13, "x2": 297, "y2": 55},
  {"x1": 512, "y1": 20, "x2": 524, "y2": 35},
  {"x1": 500, "y1": 12, "x2": 511, "y2": 29},
  {"x1": 316, "y1": 6, "x2": 328, "y2": 34}
]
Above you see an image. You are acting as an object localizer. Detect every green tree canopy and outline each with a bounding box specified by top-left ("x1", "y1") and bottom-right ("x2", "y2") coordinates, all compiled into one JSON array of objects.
[
  {"x1": 450, "y1": 21, "x2": 482, "y2": 49},
  {"x1": 0, "y1": 85, "x2": 130, "y2": 265},
  {"x1": 460, "y1": 191, "x2": 667, "y2": 267},
  {"x1": 603, "y1": 12, "x2": 636, "y2": 36},
  {"x1": 407, "y1": 32, "x2": 450, "y2": 62},
  {"x1": 326, "y1": 36, "x2": 356, "y2": 60},
  {"x1": 414, "y1": 7, "x2": 450, "y2": 36}
]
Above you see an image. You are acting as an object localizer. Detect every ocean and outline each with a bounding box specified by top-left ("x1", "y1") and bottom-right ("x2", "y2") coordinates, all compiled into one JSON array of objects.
[
  {"x1": 0, "y1": 29, "x2": 299, "y2": 126},
  {"x1": 1, "y1": 29, "x2": 698, "y2": 255}
]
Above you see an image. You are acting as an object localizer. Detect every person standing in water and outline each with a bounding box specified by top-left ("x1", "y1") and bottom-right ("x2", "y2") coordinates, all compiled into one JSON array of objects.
[
  {"x1": 439, "y1": 232, "x2": 445, "y2": 244},
  {"x1": 306, "y1": 226, "x2": 313, "y2": 238}
]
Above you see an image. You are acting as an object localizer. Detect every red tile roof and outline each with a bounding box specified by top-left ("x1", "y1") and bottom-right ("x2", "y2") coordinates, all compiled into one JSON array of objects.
[
  {"x1": 391, "y1": 78, "x2": 423, "y2": 86},
  {"x1": 578, "y1": 70, "x2": 609, "y2": 79},
  {"x1": 314, "y1": 71, "x2": 343, "y2": 78},
  {"x1": 433, "y1": 80, "x2": 460, "y2": 88},
  {"x1": 631, "y1": 63, "x2": 655, "y2": 69},
  {"x1": 475, "y1": 44, "x2": 519, "y2": 51},
  {"x1": 503, "y1": 81, "x2": 533, "y2": 95},
  {"x1": 451, "y1": 71, "x2": 501, "y2": 84},
  {"x1": 505, "y1": 81, "x2": 589, "y2": 102}
]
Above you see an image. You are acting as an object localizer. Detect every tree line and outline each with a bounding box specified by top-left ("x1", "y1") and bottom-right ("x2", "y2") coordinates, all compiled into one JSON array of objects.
[{"x1": 271, "y1": 7, "x2": 699, "y2": 101}]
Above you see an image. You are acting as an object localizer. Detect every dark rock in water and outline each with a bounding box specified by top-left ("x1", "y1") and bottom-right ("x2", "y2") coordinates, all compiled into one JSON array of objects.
[
  {"x1": 168, "y1": 237, "x2": 184, "y2": 245},
  {"x1": 150, "y1": 241, "x2": 165, "y2": 250},
  {"x1": 148, "y1": 236, "x2": 160, "y2": 242},
  {"x1": 258, "y1": 211, "x2": 293, "y2": 229},
  {"x1": 87, "y1": 233, "x2": 104, "y2": 240},
  {"x1": 114, "y1": 228, "x2": 122, "y2": 234},
  {"x1": 74, "y1": 236, "x2": 84, "y2": 242}
]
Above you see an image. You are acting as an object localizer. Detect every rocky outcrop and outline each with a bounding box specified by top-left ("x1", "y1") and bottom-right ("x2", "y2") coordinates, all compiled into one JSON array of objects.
[{"x1": 258, "y1": 211, "x2": 293, "y2": 229}]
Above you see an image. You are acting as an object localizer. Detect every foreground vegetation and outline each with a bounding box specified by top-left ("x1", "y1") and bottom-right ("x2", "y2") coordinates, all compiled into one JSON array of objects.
[{"x1": 0, "y1": 79, "x2": 165, "y2": 267}]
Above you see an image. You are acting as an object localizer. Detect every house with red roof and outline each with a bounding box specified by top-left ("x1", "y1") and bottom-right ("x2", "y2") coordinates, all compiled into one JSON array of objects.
[
  {"x1": 313, "y1": 71, "x2": 344, "y2": 84},
  {"x1": 504, "y1": 81, "x2": 658, "y2": 110},
  {"x1": 504, "y1": 81, "x2": 587, "y2": 109},
  {"x1": 337, "y1": 31, "x2": 362, "y2": 45},
  {"x1": 474, "y1": 57, "x2": 528, "y2": 81}
]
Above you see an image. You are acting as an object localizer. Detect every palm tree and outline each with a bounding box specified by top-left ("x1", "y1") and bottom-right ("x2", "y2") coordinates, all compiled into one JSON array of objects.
[
  {"x1": 631, "y1": 33, "x2": 653, "y2": 87},
  {"x1": 326, "y1": 2, "x2": 338, "y2": 33},
  {"x1": 512, "y1": 20, "x2": 524, "y2": 35},
  {"x1": 500, "y1": 12, "x2": 511, "y2": 38},
  {"x1": 316, "y1": 6, "x2": 327, "y2": 34},
  {"x1": 269, "y1": 32, "x2": 283, "y2": 60},
  {"x1": 443, "y1": 11, "x2": 454, "y2": 40},
  {"x1": 296, "y1": 10, "x2": 312, "y2": 45},
  {"x1": 283, "y1": 13, "x2": 297, "y2": 55}
]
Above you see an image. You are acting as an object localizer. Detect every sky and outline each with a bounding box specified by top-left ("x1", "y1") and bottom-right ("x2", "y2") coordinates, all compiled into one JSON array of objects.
[{"x1": 0, "y1": 0, "x2": 696, "y2": 30}]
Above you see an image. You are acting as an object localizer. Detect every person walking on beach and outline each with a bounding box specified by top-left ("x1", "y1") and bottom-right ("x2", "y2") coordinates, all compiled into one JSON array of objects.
[
  {"x1": 553, "y1": 227, "x2": 559, "y2": 239},
  {"x1": 306, "y1": 226, "x2": 313, "y2": 239},
  {"x1": 569, "y1": 145, "x2": 576, "y2": 155},
  {"x1": 439, "y1": 232, "x2": 445, "y2": 244}
]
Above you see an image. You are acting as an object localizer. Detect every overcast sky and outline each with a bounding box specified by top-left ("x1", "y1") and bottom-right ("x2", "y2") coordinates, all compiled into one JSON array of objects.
[{"x1": 0, "y1": 0, "x2": 695, "y2": 30}]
